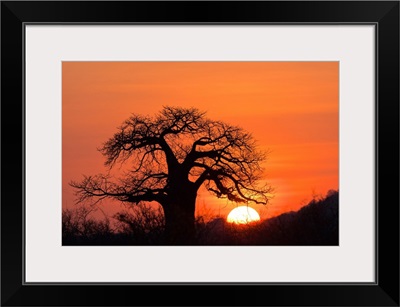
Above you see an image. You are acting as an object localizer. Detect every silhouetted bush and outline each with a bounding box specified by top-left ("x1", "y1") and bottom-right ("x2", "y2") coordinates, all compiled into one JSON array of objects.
[
  {"x1": 62, "y1": 206, "x2": 114, "y2": 245},
  {"x1": 113, "y1": 203, "x2": 166, "y2": 245}
]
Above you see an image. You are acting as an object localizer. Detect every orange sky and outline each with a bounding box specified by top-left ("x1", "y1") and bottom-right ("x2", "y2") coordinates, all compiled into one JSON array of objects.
[{"x1": 62, "y1": 61, "x2": 338, "y2": 222}]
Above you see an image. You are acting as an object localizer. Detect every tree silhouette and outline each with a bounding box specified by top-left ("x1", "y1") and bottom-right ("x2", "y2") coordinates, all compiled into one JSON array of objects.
[{"x1": 70, "y1": 106, "x2": 272, "y2": 244}]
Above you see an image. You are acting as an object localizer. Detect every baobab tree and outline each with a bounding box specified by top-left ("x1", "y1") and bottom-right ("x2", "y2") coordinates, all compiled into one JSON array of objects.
[{"x1": 70, "y1": 106, "x2": 272, "y2": 244}]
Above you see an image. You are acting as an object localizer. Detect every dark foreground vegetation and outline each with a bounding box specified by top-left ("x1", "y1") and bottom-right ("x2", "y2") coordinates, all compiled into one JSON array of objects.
[{"x1": 63, "y1": 190, "x2": 338, "y2": 246}]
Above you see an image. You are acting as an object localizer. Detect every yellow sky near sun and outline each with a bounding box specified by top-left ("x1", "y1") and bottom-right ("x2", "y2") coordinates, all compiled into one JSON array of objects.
[{"x1": 62, "y1": 61, "x2": 339, "y2": 221}]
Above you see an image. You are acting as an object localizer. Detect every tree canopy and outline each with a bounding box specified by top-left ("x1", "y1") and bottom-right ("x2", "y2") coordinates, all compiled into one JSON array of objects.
[{"x1": 72, "y1": 106, "x2": 271, "y2": 205}]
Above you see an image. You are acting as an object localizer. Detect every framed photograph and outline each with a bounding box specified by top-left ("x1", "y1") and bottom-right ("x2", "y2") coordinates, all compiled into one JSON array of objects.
[{"x1": 1, "y1": 1, "x2": 399, "y2": 306}]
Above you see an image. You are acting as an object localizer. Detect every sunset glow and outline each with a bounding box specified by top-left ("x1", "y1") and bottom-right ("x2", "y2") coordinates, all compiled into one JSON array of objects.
[{"x1": 62, "y1": 61, "x2": 339, "y2": 222}]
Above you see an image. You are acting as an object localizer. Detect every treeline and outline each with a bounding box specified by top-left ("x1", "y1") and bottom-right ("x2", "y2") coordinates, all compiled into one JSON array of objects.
[{"x1": 63, "y1": 190, "x2": 338, "y2": 246}]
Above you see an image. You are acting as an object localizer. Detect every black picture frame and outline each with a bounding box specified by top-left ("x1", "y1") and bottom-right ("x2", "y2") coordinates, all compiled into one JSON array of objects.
[{"x1": 1, "y1": 1, "x2": 399, "y2": 306}]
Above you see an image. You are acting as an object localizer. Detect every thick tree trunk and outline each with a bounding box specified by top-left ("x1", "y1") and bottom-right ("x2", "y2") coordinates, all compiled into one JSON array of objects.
[{"x1": 162, "y1": 186, "x2": 197, "y2": 245}]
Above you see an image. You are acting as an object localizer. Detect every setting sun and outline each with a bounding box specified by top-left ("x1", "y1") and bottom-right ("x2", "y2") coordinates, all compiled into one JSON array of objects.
[{"x1": 227, "y1": 206, "x2": 261, "y2": 224}]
